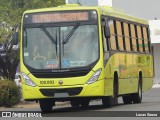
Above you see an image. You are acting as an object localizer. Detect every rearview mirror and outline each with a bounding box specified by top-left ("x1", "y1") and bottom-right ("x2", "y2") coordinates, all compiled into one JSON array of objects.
[
  {"x1": 12, "y1": 25, "x2": 19, "y2": 45},
  {"x1": 12, "y1": 32, "x2": 19, "y2": 45}
]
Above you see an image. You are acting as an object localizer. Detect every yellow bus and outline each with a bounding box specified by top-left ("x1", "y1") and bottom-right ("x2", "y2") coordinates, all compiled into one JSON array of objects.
[{"x1": 20, "y1": 4, "x2": 154, "y2": 111}]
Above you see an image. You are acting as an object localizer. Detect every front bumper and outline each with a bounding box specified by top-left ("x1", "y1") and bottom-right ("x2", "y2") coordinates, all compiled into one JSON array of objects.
[{"x1": 22, "y1": 80, "x2": 104, "y2": 100}]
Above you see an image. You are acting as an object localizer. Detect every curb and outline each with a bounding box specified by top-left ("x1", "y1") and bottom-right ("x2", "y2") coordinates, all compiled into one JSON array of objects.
[
  {"x1": 1, "y1": 84, "x2": 159, "y2": 110},
  {"x1": 0, "y1": 101, "x2": 70, "y2": 110},
  {"x1": 152, "y1": 84, "x2": 160, "y2": 88},
  {"x1": 55, "y1": 101, "x2": 70, "y2": 106}
]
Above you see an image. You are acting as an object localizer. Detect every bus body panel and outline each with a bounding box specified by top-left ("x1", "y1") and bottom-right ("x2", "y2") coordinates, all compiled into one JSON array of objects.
[
  {"x1": 104, "y1": 53, "x2": 153, "y2": 96},
  {"x1": 22, "y1": 78, "x2": 105, "y2": 100}
]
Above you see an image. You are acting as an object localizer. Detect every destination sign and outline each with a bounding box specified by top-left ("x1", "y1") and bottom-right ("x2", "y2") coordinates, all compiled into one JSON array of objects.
[{"x1": 31, "y1": 12, "x2": 89, "y2": 23}]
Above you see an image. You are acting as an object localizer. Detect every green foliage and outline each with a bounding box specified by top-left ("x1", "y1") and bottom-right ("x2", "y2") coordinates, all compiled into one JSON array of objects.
[
  {"x1": 0, "y1": 0, "x2": 65, "y2": 79},
  {"x1": 0, "y1": 80, "x2": 21, "y2": 107},
  {"x1": 0, "y1": 0, "x2": 65, "y2": 43}
]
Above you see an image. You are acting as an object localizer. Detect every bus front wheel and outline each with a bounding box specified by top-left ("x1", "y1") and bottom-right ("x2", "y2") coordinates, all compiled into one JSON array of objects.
[
  {"x1": 39, "y1": 99, "x2": 54, "y2": 112},
  {"x1": 102, "y1": 96, "x2": 113, "y2": 108},
  {"x1": 122, "y1": 95, "x2": 132, "y2": 104},
  {"x1": 70, "y1": 100, "x2": 80, "y2": 107},
  {"x1": 70, "y1": 99, "x2": 90, "y2": 107}
]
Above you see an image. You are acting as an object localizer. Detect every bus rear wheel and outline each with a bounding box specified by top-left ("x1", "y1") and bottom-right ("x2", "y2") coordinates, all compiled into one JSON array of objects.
[
  {"x1": 122, "y1": 95, "x2": 132, "y2": 104},
  {"x1": 132, "y1": 83, "x2": 142, "y2": 103},
  {"x1": 39, "y1": 99, "x2": 54, "y2": 112}
]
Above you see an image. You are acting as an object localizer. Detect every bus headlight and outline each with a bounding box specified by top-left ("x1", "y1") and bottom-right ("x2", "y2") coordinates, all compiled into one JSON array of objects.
[
  {"x1": 87, "y1": 69, "x2": 102, "y2": 84},
  {"x1": 21, "y1": 73, "x2": 37, "y2": 87}
]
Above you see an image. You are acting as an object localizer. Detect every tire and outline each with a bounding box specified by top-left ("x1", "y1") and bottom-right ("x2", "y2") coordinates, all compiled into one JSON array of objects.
[
  {"x1": 80, "y1": 100, "x2": 90, "y2": 108},
  {"x1": 113, "y1": 86, "x2": 118, "y2": 105},
  {"x1": 70, "y1": 100, "x2": 80, "y2": 107},
  {"x1": 102, "y1": 73, "x2": 119, "y2": 108},
  {"x1": 102, "y1": 96, "x2": 113, "y2": 108},
  {"x1": 132, "y1": 83, "x2": 142, "y2": 103},
  {"x1": 113, "y1": 73, "x2": 119, "y2": 105},
  {"x1": 122, "y1": 95, "x2": 132, "y2": 104},
  {"x1": 39, "y1": 99, "x2": 54, "y2": 112}
]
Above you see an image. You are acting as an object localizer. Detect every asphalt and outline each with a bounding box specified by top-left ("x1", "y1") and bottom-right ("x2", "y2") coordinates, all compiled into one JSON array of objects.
[{"x1": 0, "y1": 84, "x2": 160, "y2": 110}]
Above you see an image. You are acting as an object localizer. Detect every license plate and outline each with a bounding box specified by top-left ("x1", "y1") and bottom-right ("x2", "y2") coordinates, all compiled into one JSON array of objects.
[{"x1": 54, "y1": 93, "x2": 69, "y2": 98}]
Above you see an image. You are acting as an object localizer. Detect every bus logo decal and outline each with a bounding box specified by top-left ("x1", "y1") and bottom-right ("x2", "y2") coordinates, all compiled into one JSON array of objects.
[{"x1": 58, "y1": 80, "x2": 63, "y2": 85}]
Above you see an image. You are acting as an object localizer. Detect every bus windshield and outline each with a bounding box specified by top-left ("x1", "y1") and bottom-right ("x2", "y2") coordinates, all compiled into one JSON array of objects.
[{"x1": 23, "y1": 23, "x2": 99, "y2": 70}]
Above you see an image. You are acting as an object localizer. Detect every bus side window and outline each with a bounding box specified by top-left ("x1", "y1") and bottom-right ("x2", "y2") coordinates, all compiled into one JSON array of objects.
[
  {"x1": 147, "y1": 27, "x2": 151, "y2": 52},
  {"x1": 102, "y1": 27, "x2": 109, "y2": 52},
  {"x1": 116, "y1": 21, "x2": 124, "y2": 51},
  {"x1": 124, "y1": 22, "x2": 131, "y2": 51},
  {"x1": 130, "y1": 24, "x2": 137, "y2": 52},
  {"x1": 141, "y1": 26, "x2": 145, "y2": 52},
  {"x1": 143, "y1": 27, "x2": 149, "y2": 53},
  {"x1": 137, "y1": 26, "x2": 144, "y2": 52},
  {"x1": 102, "y1": 27, "x2": 110, "y2": 65},
  {"x1": 108, "y1": 20, "x2": 117, "y2": 50}
]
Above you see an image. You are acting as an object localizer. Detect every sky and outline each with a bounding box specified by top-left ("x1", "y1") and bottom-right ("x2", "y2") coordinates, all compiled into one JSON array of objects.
[
  {"x1": 113, "y1": 0, "x2": 160, "y2": 20},
  {"x1": 113, "y1": 0, "x2": 160, "y2": 84}
]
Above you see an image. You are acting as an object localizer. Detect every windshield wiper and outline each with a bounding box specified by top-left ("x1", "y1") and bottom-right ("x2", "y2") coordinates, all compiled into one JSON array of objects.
[
  {"x1": 62, "y1": 23, "x2": 80, "y2": 44},
  {"x1": 40, "y1": 25, "x2": 57, "y2": 44},
  {"x1": 40, "y1": 25, "x2": 58, "y2": 56}
]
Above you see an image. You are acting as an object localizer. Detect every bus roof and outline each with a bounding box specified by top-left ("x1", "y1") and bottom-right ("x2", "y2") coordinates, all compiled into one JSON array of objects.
[{"x1": 23, "y1": 4, "x2": 148, "y2": 25}]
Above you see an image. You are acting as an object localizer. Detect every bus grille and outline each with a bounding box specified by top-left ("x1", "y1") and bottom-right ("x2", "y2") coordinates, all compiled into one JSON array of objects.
[{"x1": 39, "y1": 87, "x2": 83, "y2": 97}]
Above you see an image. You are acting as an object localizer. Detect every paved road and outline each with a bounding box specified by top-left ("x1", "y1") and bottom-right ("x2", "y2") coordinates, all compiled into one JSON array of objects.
[
  {"x1": 1, "y1": 87, "x2": 160, "y2": 118},
  {"x1": 43, "y1": 87, "x2": 160, "y2": 117}
]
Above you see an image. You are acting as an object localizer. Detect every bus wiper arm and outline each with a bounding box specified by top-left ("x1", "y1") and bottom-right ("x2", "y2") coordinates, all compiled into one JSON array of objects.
[
  {"x1": 40, "y1": 25, "x2": 57, "y2": 44},
  {"x1": 62, "y1": 23, "x2": 80, "y2": 44},
  {"x1": 40, "y1": 25, "x2": 58, "y2": 57}
]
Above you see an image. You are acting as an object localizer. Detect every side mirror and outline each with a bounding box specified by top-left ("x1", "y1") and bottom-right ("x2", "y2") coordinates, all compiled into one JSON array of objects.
[
  {"x1": 12, "y1": 32, "x2": 19, "y2": 45},
  {"x1": 104, "y1": 22, "x2": 110, "y2": 38},
  {"x1": 12, "y1": 25, "x2": 19, "y2": 45}
]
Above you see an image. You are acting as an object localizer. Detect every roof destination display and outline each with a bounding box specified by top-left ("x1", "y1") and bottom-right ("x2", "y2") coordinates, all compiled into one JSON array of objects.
[
  {"x1": 32, "y1": 12, "x2": 89, "y2": 23},
  {"x1": 24, "y1": 11, "x2": 97, "y2": 24}
]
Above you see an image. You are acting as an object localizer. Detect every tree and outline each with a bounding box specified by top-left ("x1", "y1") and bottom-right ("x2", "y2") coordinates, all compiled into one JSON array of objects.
[
  {"x1": 0, "y1": 0, "x2": 65, "y2": 43},
  {"x1": 0, "y1": 0, "x2": 65, "y2": 80},
  {"x1": 0, "y1": 25, "x2": 19, "y2": 80}
]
